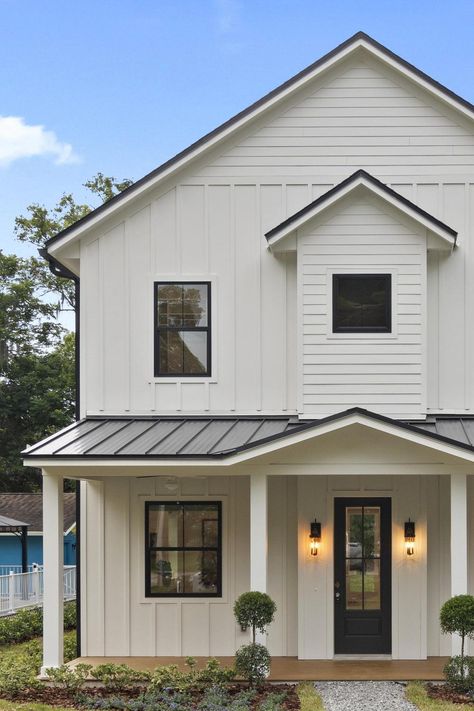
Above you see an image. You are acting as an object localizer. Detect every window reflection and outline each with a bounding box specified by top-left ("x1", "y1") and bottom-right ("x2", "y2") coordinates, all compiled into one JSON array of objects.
[{"x1": 344, "y1": 505, "x2": 381, "y2": 611}]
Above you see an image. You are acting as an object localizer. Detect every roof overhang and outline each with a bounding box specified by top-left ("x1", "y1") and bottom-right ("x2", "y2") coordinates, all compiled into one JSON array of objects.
[
  {"x1": 23, "y1": 409, "x2": 474, "y2": 469},
  {"x1": 265, "y1": 170, "x2": 457, "y2": 252},
  {"x1": 45, "y1": 32, "x2": 472, "y2": 259}
]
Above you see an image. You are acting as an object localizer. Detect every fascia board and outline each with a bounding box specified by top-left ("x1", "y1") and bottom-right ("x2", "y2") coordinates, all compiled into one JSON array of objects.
[
  {"x1": 24, "y1": 413, "x2": 474, "y2": 468},
  {"x1": 267, "y1": 178, "x2": 456, "y2": 249}
]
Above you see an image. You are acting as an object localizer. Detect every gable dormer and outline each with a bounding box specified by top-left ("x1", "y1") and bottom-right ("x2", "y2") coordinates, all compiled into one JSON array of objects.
[{"x1": 266, "y1": 171, "x2": 456, "y2": 419}]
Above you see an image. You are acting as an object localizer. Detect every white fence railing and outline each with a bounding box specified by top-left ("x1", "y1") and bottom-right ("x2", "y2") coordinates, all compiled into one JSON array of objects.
[
  {"x1": 0, "y1": 564, "x2": 43, "y2": 577},
  {"x1": 0, "y1": 566, "x2": 76, "y2": 616}
]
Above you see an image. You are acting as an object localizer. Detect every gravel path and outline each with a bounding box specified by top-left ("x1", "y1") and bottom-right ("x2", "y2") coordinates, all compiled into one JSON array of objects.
[{"x1": 315, "y1": 681, "x2": 418, "y2": 711}]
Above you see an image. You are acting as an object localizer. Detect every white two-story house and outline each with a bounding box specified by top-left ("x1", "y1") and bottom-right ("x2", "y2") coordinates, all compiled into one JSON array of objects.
[{"x1": 24, "y1": 32, "x2": 474, "y2": 674}]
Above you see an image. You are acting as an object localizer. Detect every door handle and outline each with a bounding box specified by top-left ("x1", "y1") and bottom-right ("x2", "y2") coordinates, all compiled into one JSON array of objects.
[{"x1": 335, "y1": 591, "x2": 341, "y2": 602}]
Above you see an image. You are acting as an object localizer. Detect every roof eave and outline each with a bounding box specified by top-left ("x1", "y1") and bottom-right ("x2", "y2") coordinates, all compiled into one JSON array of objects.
[{"x1": 266, "y1": 171, "x2": 457, "y2": 250}]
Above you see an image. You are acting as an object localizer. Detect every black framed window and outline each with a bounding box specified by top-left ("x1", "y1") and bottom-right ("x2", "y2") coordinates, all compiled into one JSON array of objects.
[
  {"x1": 145, "y1": 501, "x2": 222, "y2": 597},
  {"x1": 154, "y1": 282, "x2": 211, "y2": 377},
  {"x1": 333, "y1": 274, "x2": 392, "y2": 333}
]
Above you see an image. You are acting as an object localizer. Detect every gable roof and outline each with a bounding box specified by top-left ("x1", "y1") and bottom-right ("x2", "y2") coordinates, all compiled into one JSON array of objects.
[
  {"x1": 265, "y1": 169, "x2": 457, "y2": 249},
  {"x1": 22, "y1": 409, "x2": 474, "y2": 463},
  {"x1": 0, "y1": 493, "x2": 76, "y2": 534},
  {"x1": 45, "y1": 32, "x2": 474, "y2": 255}
]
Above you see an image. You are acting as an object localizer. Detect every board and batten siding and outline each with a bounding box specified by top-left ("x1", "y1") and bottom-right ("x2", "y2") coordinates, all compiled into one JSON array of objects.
[
  {"x1": 79, "y1": 51, "x2": 474, "y2": 417},
  {"x1": 80, "y1": 475, "x2": 298, "y2": 658},
  {"x1": 298, "y1": 192, "x2": 426, "y2": 418},
  {"x1": 81, "y1": 472, "x2": 459, "y2": 659}
]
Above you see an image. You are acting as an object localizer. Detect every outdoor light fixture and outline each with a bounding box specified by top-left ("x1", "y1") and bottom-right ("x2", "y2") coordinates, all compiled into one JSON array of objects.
[
  {"x1": 309, "y1": 519, "x2": 321, "y2": 557},
  {"x1": 404, "y1": 519, "x2": 416, "y2": 556}
]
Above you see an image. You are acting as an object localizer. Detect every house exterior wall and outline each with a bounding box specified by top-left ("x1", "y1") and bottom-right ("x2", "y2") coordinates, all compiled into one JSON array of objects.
[
  {"x1": 0, "y1": 533, "x2": 76, "y2": 568},
  {"x1": 80, "y1": 472, "x2": 466, "y2": 660},
  {"x1": 298, "y1": 192, "x2": 426, "y2": 418},
  {"x1": 78, "y1": 53, "x2": 474, "y2": 418}
]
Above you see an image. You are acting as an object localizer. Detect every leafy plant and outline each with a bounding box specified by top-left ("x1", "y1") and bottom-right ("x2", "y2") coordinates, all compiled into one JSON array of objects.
[
  {"x1": 150, "y1": 657, "x2": 235, "y2": 693},
  {"x1": 93, "y1": 663, "x2": 150, "y2": 692},
  {"x1": 440, "y1": 595, "x2": 474, "y2": 660},
  {"x1": 46, "y1": 663, "x2": 93, "y2": 693},
  {"x1": 442, "y1": 655, "x2": 474, "y2": 693},
  {"x1": 0, "y1": 653, "x2": 41, "y2": 697},
  {"x1": 235, "y1": 643, "x2": 271, "y2": 686},
  {"x1": 233, "y1": 592, "x2": 276, "y2": 644},
  {"x1": 0, "y1": 601, "x2": 76, "y2": 645}
]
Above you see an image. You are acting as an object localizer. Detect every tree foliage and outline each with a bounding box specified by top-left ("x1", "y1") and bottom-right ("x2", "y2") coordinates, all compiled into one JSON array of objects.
[
  {"x1": 1, "y1": 173, "x2": 133, "y2": 491},
  {"x1": 14, "y1": 173, "x2": 133, "y2": 311},
  {"x1": 233, "y1": 591, "x2": 277, "y2": 644},
  {"x1": 440, "y1": 595, "x2": 474, "y2": 660}
]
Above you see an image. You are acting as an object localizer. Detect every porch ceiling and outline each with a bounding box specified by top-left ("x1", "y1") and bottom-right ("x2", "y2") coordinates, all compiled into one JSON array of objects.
[{"x1": 22, "y1": 407, "x2": 474, "y2": 469}]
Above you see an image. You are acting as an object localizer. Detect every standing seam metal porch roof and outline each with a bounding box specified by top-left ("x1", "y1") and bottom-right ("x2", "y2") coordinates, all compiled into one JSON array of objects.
[{"x1": 22, "y1": 408, "x2": 474, "y2": 460}]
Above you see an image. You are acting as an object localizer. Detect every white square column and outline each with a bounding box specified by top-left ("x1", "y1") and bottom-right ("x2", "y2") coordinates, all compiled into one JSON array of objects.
[
  {"x1": 450, "y1": 473, "x2": 468, "y2": 655},
  {"x1": 41, "y1": 471, "x2": 64, "y2": 674},
  {"x1": 250, "y1": 472, "x2": 268, "y2": 644}
]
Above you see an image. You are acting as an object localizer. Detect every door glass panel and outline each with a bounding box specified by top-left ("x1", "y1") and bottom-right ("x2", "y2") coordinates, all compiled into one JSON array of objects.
[
  {"x1": 344, "y1": 504, "x2": 382, "y2": 611},
  {"x1": 363, "y1": 507, "x2": 381, "y2": 558},
  {"x1": 346, "y1": 559, "x2": 363, "y2": 609},
  {"x1": 346, "y1": 507, "x2": 363, "y2": 558},
  {"x1": 363, "y1": 559, "x2": 381, "y2": 610}
]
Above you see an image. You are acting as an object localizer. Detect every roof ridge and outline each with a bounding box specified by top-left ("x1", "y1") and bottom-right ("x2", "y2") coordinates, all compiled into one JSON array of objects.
[{"x1": 44, "y1": 32, "x2": 473, "y2": 253}]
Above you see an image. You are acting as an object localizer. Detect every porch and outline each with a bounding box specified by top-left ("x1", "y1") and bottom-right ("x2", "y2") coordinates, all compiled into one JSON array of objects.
[{"x1": 68, "y1": 655, "x2": 449, "y2": 681}]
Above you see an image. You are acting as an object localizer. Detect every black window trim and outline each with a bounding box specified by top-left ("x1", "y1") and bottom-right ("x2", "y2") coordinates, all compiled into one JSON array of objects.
[
  {"x1": 154, "y1": 281, "x2": 212, "y2": 378},
  {"x1": 145, "y1": 500, "x2": 222, "y2": 598},
  {"x1": 332, "y1": 273, "x2": 392, "y2": 334}
]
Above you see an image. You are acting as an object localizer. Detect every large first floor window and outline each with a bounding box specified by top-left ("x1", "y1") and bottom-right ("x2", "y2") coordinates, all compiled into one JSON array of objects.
[
  {"x1": 145, "y1": 501, "x2": 222, "y2": 597},
  {"x1": 332, "y1": 273, "x2": 392, "y2": 333},
  {"x1": 154, "y1": 282, "x2": 211, "y2": 377}
]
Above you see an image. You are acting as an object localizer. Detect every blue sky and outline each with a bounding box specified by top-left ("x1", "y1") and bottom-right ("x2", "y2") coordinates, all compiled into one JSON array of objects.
[{"x1": 1, "y1": 0, "x2": 474, "y2": 257}]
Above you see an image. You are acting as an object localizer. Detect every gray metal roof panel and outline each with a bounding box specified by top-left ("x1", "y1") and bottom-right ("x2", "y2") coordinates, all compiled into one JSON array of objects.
[
  {"x1": 22, "y1": 411, "x2": 474, "y2": 460},
  {"x1": 178, "y1": 420, "x2": 236, "y2": 455},
  {"x1": 148, "y1": 421, "x2": 210, "y2": 455},
  {"x1": 55, "y1": 420, "x2": 127, "y2": 455},
  {"x1": 209, "y1": 420, "x2": 268, "y2": 453},
  {"x1": 85, "y1": 420, "x2": 158, "y2": 455},
  {"x1": 432, "y1": 419, "x2": 471, "y2": 446}
]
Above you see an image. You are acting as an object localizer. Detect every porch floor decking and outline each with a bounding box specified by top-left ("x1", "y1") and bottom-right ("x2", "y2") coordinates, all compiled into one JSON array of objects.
[{"x1": 68, "y1": 656, "x2": 448, "y2": 681}]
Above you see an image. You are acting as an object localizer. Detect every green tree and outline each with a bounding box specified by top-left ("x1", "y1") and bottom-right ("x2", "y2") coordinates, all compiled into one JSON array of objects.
[
  {"x1": 14, "y1": 172, "x2": 133, "y2": 311},
  {"x1": 0, "y1": 173, "x2": 133, "y2": 491},
  {"x1": 0, "y1": 333, "x2": 75, "y2": 491}
]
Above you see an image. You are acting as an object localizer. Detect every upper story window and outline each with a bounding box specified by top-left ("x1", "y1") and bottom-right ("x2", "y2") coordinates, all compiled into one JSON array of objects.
[
  {"x1": 333, "y1": 274, "x2": 392, "y2": 333},
  {"x1": 154, "y1": 282, "x2": 211, "y2": 377},
  {"x1": 145, "y1": 501, "x2": 222, "y2": 597}
]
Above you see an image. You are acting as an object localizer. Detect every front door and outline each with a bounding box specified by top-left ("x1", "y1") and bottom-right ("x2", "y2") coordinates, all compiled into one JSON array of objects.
[{"x1": 334, "y1": 497, "x2": 391, "y2": 654}]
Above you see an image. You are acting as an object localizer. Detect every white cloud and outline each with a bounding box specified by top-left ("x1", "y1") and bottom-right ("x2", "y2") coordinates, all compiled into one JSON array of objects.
[{"x1": 0, "y1": 116, "x2": 80, "y2": 167}]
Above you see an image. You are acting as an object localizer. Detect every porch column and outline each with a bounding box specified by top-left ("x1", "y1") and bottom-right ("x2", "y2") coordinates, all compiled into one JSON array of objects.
[
  {"x1": 250, "y1": 472, "x2": 267, "y2": 644},
  {"x1": 450, "y1": 473, "x2": 468, "y2": 655},
  {"x1": 41, "y1": 471, "x2": 64, "y2": 675}
]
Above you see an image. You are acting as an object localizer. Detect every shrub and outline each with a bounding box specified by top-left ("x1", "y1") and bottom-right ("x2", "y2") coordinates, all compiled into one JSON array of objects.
[
  {"x1": 443, "y1": 655, "x2": 474, "y2": 693},
  {"x1": 0, "y1": 653, "x2": 41, "y2": 697},
  {"x1": 440, "y1": 595, "x2": 474, "y2": 660},
  {"x1": 93, "y1": 663, "x2": 150, "y2": 692},
  {"x1": 150, "y1": 657, "x2": 235, "y2": 692},
  {"x1": 235, "y1": 643, "x2": 270, "y2": 686},
  {"x1": 233, "y1": 592, "x2": 276, "y2": 644},
  {"x1": 0, "y1": 600, "x2": 76, "y2": 646},
  {"x1": 46, "y1": 663, "x2": 93, "y2": 694}
]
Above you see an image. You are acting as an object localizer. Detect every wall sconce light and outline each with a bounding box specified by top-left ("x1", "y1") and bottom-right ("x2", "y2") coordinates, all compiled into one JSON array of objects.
[
  {"x1": 309, "y1": 519, "x2": 321, "y2": 557},
  {"x1": 404, "y1": 519, "x2": 416, "y2": 556}
]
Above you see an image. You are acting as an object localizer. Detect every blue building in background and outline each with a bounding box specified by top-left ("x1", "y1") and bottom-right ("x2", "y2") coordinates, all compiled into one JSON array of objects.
[{"x1": 0, "y1": 493, "x2": 76, "y2": 571}]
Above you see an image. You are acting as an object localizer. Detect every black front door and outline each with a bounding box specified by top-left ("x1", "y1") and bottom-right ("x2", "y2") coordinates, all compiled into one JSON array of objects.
[{"x1": 334, "y1": 497, "x2": 391, "y2": 654}]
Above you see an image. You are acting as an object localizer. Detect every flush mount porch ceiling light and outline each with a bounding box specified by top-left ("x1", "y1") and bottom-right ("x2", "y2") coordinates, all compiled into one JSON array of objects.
[
  {"x1": 309, "y1": 519, "x2": 321, "y2": 557},
  {"x1": 404, "y1": 519, "x2": 416, "y2": 556}
]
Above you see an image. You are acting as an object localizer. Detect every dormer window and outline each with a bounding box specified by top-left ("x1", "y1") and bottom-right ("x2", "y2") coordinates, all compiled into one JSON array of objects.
[
  {"x1": 333, "y1": 274, "x2": 392, "y2": 333},
  {"x1": 154, "y1": 282, "x2": 211, "y2": 377}
]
